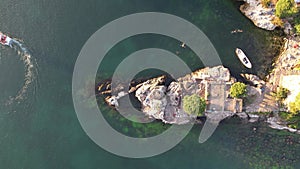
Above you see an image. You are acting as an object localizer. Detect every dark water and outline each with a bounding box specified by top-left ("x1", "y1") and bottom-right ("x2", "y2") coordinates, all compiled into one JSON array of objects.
[{"x1": 0, "y1": 0, "x2": 299, "y2": 168}]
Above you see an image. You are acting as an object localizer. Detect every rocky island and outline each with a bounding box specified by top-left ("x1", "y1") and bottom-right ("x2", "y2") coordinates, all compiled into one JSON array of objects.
[{"x1": 97, "y1": 0, "x2": 300, "y2": 134}]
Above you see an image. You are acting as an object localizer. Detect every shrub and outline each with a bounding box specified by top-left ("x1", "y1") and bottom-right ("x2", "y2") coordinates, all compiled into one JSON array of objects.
[
  {"x1": 275, "y1": 87, "x2": 289, "y2": 100},
  {"x1": 275, "y1": 0, "x2": 298, "y2": 18},
  {"x1": 289, "y1": 92, "x2": 300, "y2": 113},
  {"x1": 295, "y1": 24, "x2": 300, "y2": 35},
  {"x1": 294, "y1": 16, "x2": 300, "y2": 34},
  {"x1": 230, "y1": 82, "x2": 247, "y2": 98},
  {"x1": 183, "y1": 94, "x2": 206, "y2": 116},
  {"x1": 279, "y1": 111, "x2": 300, "y2": 129}
]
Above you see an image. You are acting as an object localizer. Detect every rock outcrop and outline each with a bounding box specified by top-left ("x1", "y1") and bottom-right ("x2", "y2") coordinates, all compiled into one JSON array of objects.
[
  {"x1": 268, "y1": 38, "x2": 300, "y2": 107},
  {"x1": 267, "y1": 117, "x2": 299, "y2": 133},
  {"x1": 240, "y1": 0, "x2": 277, "y2": 30},
  {"x1": 99, "y1": 66, "x2": 244, "y2": 125},
  {"x1": 97, "y1": 64, "x2": 300, "y2": 134}
]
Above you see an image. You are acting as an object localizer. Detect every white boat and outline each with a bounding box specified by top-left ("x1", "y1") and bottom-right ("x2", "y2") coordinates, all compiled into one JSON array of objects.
[
  {"x1": 235, "y1": 48, "x2": 252, "y2": 68},
  {"x1": 0, "y1": 33, "x2": 13, "y2": 47}
]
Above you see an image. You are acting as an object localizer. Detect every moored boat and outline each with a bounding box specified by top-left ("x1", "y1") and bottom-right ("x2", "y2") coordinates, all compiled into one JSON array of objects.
[
  {"x1": 235, "y1": 48, "x2": 252, "y2": 68},
  {"x1": 0, "y1": 33, "x2": 13, "y2": 47}
]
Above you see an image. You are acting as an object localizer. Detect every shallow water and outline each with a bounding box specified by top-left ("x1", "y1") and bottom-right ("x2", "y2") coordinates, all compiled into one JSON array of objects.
[{"x1": 0, "y1": 0, "x2": 298, "y2": 168}]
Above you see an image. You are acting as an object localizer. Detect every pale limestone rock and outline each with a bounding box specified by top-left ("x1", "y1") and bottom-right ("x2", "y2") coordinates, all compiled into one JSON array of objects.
[{"x1": 240, "y1": 0, "x2": 276, "y2": 30}]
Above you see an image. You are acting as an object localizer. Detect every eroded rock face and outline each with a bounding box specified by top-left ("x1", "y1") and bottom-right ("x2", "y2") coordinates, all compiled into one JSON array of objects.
[
  {"x1": 97, "y1": 65, "x2": 300, "y2": 134},
  {"x1": 240, "y1": 0, "x2": 277, "y2": 31},
  {"x1": 241, "y1": 73, "x2": 265, "y2": 86}
]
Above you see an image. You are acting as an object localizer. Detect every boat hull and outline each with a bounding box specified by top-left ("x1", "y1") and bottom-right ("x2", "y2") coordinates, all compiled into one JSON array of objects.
[
  {"x1": 235, "y1": 48, "x2": 252, "y2": 69},
  {"x1": 0, "y1": 33, "x2": 13, "y2": 47}
]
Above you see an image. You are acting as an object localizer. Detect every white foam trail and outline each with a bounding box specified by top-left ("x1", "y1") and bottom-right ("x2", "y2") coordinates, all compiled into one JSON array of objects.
[{"x1": 5, "y1": 39, "x2": 37, "y2": 103}]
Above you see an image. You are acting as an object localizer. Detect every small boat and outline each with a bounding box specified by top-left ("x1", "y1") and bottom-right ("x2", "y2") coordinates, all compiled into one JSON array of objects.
[
  {"x1": 0, "y1": 33, "x2": 13, "y2": 47},
  {"x1": 180, "y1": 42, "x2": 186, "y2": 48},
  {"x1": 235, "y1": 48, "x2": 252, "y2": 68}
]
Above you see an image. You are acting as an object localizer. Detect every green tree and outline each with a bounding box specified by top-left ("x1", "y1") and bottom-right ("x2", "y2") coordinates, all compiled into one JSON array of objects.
[
  {"x1": 275, "y1": 0, "x2": 298, "y2": 18},
  {"x1": 290, "y1": 92, "x2": 300, "y2": 113},
  {"x1": 295, "y1": 24, "x2": 300, "y2": 35},
  {"x1": 230, "y1": 82, "x2": 247, "y2": 98},
  {"x1": 294, "y1": 16, "x2": 300, "y2": 34},
  {"x1": 183, "y1": 94, "x2": 206, "y2": 116},
  {"x1": 275, "y1": 87, "x2": 289, "y2": 100}
]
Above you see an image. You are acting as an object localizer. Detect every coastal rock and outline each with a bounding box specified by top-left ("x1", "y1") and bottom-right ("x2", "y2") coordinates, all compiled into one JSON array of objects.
[
  {"x1": 241, "y1": 73, "x2": 265, "y2": 86},
  {"x1": 236, "y1": 112, "x2": 249, "y2": 119},
  {"x1": 240, "y1": 0, "x2": 276, "y2": 30},
  {"x1": 101, "y1": 65, "x2": 242, "y2": 125},
  {"x1": 283, "y1": 21, "x2": 293, "y2": 35},
  {"x1": 248, "y1": 113, "x2": 260, "y2": 123},
  {"x1": 269, "y1": 38, "x2": 300, "y2": 107},
  {"x1": 247, "y1": 85, "x2": 260, "y2": 96},
  {"x1": 267, "y1": 117, "x2": 299, "y2": 133},
  {"x1": 105, "y1": 96, "x2": 119, "y2": 107},
  {"x1": 205, "y1": 111, "x2": 236, "y2": 123}
]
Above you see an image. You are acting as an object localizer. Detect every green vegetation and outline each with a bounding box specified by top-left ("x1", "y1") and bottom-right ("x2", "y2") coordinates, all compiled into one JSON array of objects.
[
  {"x1": 261, "y1": 0, "x2": 272, "y2": 8},
  {"x1": 230, "y1": 82, "x2": 247, "y2": 98},
  {"x1": 275, "y1": 0, "x2": 298, "y2": 18},
  {"x1": 294, "y1": 16, "x2": 300, "y2": 34},
  {"x1": 279, "y1": 111, "x2": 300, "y2": 129},
  {"x1": 101, "y1": 102, "x2": 171, "y2": 138},
  {"x1": 277, "y1": 92, "x2": 300, "y2": 129},
  {"x1": 290, "y1": 92, "x2": 300, "y2": 113},
  {"x1": 295, "y1": 23, "x2": 300, "y2": 34},
  {"x1": 274, "y1": 0, "x2": 300, "y2": 34},
  {"x1": 274, "y1": 86, "x2": 289, "y2": 100},
  {"x1": 183, "y1": 94, "x2": 206, "y2": 116}
]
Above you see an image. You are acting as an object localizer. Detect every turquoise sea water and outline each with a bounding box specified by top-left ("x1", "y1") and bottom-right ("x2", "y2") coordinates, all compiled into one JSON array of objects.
[{"x1": 0, "y1": 0, "x2": 299, "y2": 168}]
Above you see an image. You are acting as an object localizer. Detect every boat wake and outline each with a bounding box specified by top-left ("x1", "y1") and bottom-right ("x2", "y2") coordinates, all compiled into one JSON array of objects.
[{"x1": 1, "y1": 36, "x2": 38, "y2": 104}]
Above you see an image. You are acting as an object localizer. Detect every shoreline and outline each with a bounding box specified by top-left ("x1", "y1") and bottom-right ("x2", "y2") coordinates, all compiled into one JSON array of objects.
[
  {"x1": 239, "y1": 0, "x2": 277, "y2": 30},
  {"x1": 239, "y1": 0, "x2": 300, "y2": 133},
  {"x1": 96, "y1": 0, "x2": 300, "y2": 134}
]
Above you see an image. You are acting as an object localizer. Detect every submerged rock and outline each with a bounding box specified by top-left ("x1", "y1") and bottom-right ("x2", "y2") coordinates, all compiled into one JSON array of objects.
[
  {"x1": 248, "y1": 114, "x2": 260, "y2": 123},
  {"x1": 236, "y1": 112, "x2": 249, "y2": 119}
]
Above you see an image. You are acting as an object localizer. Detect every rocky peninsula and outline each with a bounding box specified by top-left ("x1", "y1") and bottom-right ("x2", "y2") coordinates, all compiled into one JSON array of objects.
[
  {"x1": 99, "y1": 66, "x2": 243, "y2": 125},
  {"x1": 97, "y1": 0, "x2": 300, "y2": 134},
  {"x1": 238, "y1": 0, "x2": 300, "y2": 133}
]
